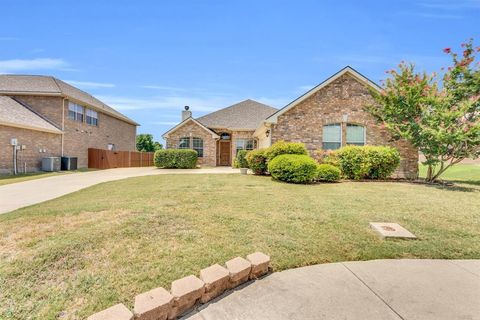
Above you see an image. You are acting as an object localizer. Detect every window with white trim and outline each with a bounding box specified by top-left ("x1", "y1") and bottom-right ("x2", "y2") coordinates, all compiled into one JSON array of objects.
[
  {"x1": 192, "y1": 137, "x2": 203, "y2": 157},
  {"x1": 68, "y1": 102, "x2": 84, "y2": 122},
  {"x1": 322, "y1": 124, "x2": 341, "y2": 150},
  {"x1": 235, "y1": 138, "x2": 255, "y2": 154},
  {"x1": 346, "y1": 124, "x2": 365, "y2": 146},
  {"x1": 178, "y1": 137, "x2": 190, "y2": 149},
  {"x1": 86, "y1": 109, "x2": 98, "y2": 126}
]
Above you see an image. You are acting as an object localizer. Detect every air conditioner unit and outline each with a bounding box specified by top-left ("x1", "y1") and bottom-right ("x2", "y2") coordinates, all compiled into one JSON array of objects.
[
  {"x1": 61, "y1": 157, "x2": 78, "y2": 170},
  {"x1": 42, "y1": 157, "x2": 61, "y2": 172}
]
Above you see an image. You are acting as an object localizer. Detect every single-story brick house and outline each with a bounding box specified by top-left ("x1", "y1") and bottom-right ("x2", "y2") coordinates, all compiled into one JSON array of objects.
[
  {"x1": 0, "y1": 75, "x2": 138, "y2": 174},
  {"x1": 163, "y1": 67, "x2": 418, "y2": 178}
]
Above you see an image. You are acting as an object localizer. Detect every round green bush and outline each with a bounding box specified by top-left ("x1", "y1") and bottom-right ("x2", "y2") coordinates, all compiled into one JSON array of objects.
[
  {"x1": 236, "y1": 150, "x2": 249, "y2": 168},
  {"x1": 154, "y1": 149, "x2": 198, "y2": 169},
  {"x1": 334, "y1": 145, "x2": 400, "y2": 180},
  {"x1": 316, "y1": 164, "x2": 341, "y2": 182},
  {"x1": 264, "y1": 141, "x2": 308, "y2": 161},
  {"x1": 267, "y1": 154, "x2": 318, "y2": 184},
  {"x1": 246, "y1": 149, "x2": 268, "y2": 174}
]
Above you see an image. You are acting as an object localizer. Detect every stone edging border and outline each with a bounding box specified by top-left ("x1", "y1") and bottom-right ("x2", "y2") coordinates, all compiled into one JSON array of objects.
[{"x1": 87, "y1": 252, "x2": 271, "y2": 320}]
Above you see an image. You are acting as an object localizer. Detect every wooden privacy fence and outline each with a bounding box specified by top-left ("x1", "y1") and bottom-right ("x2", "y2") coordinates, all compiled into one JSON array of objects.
[{"x1": 88, "y1": 148, "x2": 155, "y2": 169}]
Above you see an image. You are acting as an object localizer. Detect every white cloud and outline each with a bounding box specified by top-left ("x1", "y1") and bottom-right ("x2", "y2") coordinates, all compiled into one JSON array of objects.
[
  {"x1": 417, "y1": 0, "x2": 480, "y2": 10},
  {"x1": 96, "y1": 95, "x2": 234, "y2": 112},
  {"x1": 97, "y1": 94, "x2": 289, "y2": 113},
  {"x1": 149, "y1": 121, "x2": 179, "y2": 125},
  {"x1": 0, "y1": 58, "x2": 69, "y2": 73},
  {"x1": 0, "y1": 37, "x2": 18, "y2": 41},
  {"x1": 65, "y1": 80, "x2": 115, "y2": 89}
]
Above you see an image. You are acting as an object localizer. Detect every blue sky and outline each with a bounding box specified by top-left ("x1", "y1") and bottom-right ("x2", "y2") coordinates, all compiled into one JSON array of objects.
[{"x1": 1, "y1": 0, "x2": 479, "y2": 143}]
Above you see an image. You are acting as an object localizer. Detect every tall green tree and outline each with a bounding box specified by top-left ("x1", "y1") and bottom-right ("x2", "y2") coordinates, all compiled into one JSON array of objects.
[
  {"x1": 136, "y1": 134, "x2": 163, "y2": 152},
  {"x1": 368, "y1": 40, "x2": 480, "y2": 182}
]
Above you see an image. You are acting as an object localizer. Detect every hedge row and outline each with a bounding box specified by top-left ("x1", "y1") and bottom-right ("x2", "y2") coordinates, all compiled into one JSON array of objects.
[
  {"x1": 154, "y1": 149, "x2": 198, "y2": 169},
  {"x1": 245, "y1": 141, "x2": 400, "y2": 183}
]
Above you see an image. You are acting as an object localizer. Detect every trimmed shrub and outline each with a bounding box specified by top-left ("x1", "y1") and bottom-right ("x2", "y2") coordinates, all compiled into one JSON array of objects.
[
  {"x1": 333, "y1": 145, "x2": 400, "y2": 180},
  {"x1": 236, "y1": 150, "x2": 249, "y2": 168},
  {"x1": 268, "y1": 154, "x2": 318, "y2": 184},
  {"x1": 316, "y1": 164, "x2": 341, "y2": 182},
  {"x1": 246, "y1": 149, "x2": 268, "y2": 175},
  {"x1": 154, "y1": 149, "x2": 198, "y2": 169},
  {"x1": 264, "y1": 141, "x2": 308, "y2": 161},
  {"x1": 315, "y1": 149, "x2": 340, "y2": 167}
]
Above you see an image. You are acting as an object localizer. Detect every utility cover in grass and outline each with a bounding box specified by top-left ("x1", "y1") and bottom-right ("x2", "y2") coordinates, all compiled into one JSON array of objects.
[{"x1": 369, "y1": 222, "x2": 417, "y2": 240}]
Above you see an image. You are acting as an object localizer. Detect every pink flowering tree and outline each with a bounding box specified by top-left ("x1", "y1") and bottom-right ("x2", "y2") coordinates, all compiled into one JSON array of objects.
[{"x1": 367, "y1": 39, "x2": 480, "y2": 182}]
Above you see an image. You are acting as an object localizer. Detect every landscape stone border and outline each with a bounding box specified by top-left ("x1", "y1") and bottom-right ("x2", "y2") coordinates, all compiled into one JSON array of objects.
[{"x1": 87, "y1": 252, "x2": 271, "y2": 320}]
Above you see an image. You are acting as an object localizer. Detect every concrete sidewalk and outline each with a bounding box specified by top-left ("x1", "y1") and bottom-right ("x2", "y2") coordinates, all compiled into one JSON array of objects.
[
  {"x1": 0, "y1": 167, "x2": 237, "y2": 214},
  {"x1": 189, "y1": 259, "x2": 480, "y2": 320}
]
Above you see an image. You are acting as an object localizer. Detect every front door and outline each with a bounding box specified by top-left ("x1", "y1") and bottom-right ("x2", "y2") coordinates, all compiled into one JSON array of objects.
[{"x1": 218, "y1": 141, "x2": 231, "y2": 166}]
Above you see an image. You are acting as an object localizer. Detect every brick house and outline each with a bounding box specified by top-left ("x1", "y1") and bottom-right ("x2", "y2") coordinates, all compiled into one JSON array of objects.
[
  {"x1": 0, "y1": 75, "x2": 138, "y2": 174},
  {"x1": 163, "y1": 100, "x2": 277, "y2": 167},
  {"x1": 163, "y1": 67, "x2": 418, "y2": 178}
]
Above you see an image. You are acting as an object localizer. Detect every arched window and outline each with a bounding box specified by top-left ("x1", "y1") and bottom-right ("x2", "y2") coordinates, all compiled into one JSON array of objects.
[
  {"x1": 178, "y1": 137, "x2": 190, "y2": 149},
  {"x1": 322, "y1": 123, "x2": 341, "y2": 150},
  {"x1": 192, "y1": 137, "x2": 203, "y2": 157},
  {"x1": 346, "y1": 124, "x2": 365, "y2": 146},
  {"x1": 220, "y1": 132, "x2": 231, "y2": 140}
]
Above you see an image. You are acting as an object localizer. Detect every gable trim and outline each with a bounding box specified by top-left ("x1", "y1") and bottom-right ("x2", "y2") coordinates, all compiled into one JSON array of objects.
[
  {"x1": 162, "y1": 117, "x2": 220, "y2": 139},
  {"x1": 264, "y1": 66, "x2": 381, "y2": 124}
]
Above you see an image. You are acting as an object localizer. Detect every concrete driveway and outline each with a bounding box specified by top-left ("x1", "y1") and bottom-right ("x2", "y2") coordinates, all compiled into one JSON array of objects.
[
  {"x1": 0, "y1": 167, "x2": 237, "y2": 214},
  {"x1": 189, "y1": 259, "x2": 480, "y2": 320}
]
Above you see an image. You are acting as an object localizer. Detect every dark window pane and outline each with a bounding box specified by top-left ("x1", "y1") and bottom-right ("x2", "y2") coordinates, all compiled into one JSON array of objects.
[{"x1": 322, "y1": 142, "x2": 341, "y2": 150}]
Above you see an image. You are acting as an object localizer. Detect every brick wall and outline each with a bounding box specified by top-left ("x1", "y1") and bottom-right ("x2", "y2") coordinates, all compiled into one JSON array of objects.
[
  {"x1": 230, "y1": 131, "x2": 255, "y2": 166},
  {"x1": 271, "y1": 73, "x2": 418, "y2": 179},
  {"x1": 165, "y1": 121, "x2": 217, "y2": 166},
  {"x1": 62, "y1": 100, "x2": 137, "y2": 168},
  {"x1": 13, "y1": 95, "x2": 64, "y2": 127},
  {"x1": 12, "y1": 96, "x2": 137, "y2": 169},
  {"x1": 0, "y1": 125, "x2": 62, "y2": 174}
]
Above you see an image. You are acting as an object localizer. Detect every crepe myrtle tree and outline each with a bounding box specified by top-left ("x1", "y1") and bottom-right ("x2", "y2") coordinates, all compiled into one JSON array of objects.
[
  {"x1": 136, "y1": 134, "x2": 163, "y2": 152},
  {"x1": 367, "y1": 39, "x2": 480, "y2": 182}
]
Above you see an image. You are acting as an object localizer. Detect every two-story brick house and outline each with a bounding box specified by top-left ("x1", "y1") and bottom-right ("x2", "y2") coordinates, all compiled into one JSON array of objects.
[
  {"x1": 163, "y1": 67, "x2": 418, "y2": 178},
  {"x1": 0, "y1": 75, "x2": 138, "y2": 173}
]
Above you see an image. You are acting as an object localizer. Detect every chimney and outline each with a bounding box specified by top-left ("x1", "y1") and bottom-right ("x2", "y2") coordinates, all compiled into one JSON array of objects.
[{"x1": 182, "y1": 105, "x2": 192, "y2": 121}]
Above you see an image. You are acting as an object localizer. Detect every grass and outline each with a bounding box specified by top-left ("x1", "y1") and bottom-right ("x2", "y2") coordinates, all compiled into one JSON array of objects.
[
  {"x1": 419, "y1": 163, "x2": 480, "y2": 185},
  {"x1": 0, "y1": 174, "x2": 479, "y2": 319},
  {"x1": 0, "y1": 168, "x2": 94, "y2": 186}
]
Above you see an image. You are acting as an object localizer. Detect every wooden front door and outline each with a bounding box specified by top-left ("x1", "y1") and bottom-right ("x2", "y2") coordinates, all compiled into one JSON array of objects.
[{"x1": 218, "y1": 141, "x2": 231, "y2": 166}]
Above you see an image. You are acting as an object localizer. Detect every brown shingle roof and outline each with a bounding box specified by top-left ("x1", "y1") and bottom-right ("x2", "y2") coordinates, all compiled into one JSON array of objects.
[
  {"x1": 196, "y1": 99, "x2": 277, "y2": 130},
  {"x1": 0, "y1": 75, "x2": 138, "y2": 125},
  {"x1": 0, "y1": 96, "x2": 62, "y2": 134}
]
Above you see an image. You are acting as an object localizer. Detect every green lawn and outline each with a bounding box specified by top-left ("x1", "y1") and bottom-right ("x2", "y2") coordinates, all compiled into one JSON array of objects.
[
  {"x1": 419, "y1": 163, "x2": 480, "y2": 185},
  {"x1": 0, "y1": 174, "x2": 479, "y2": 319},
  {"x1": 0, "y1": 168, "x2": 94, "y2": 186}
]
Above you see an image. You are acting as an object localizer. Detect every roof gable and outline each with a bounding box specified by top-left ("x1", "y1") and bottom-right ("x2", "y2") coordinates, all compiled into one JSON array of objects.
[
  {"x1": 0, "y1": 96, "x2": 62, "y2": 134},
  {"x1": 265, "y1": 66, "x2": 381, "y2": 123},
  {"x1": 196, "y1": 99, "x2": 277, "y2": 130},
  {"x1": 0, "y1": 75, "x2": 138, "y2": 125},
  {"x1": 162, "y1": 117, "x2": 220, "y2": 139}
]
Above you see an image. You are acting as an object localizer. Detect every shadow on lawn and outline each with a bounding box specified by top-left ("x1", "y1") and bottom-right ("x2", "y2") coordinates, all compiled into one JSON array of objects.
[{"x1": 425, "y1": 180, "x2": 480, "y2": 193}]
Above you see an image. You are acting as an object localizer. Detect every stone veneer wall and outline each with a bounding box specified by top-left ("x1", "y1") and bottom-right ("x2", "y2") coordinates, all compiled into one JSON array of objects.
[
  {"x1": 0, "y1": 125, "x2": 62, "y2": 174},
  {"x1": 11, "y1": 96, "x2": 137, "y2": 169},
  {"x1": 165, "y1": 120, "x2": 217, "y2": 166},
  {"x1": 270, "y1": 73, "x2": 418, "y2": 179}
]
